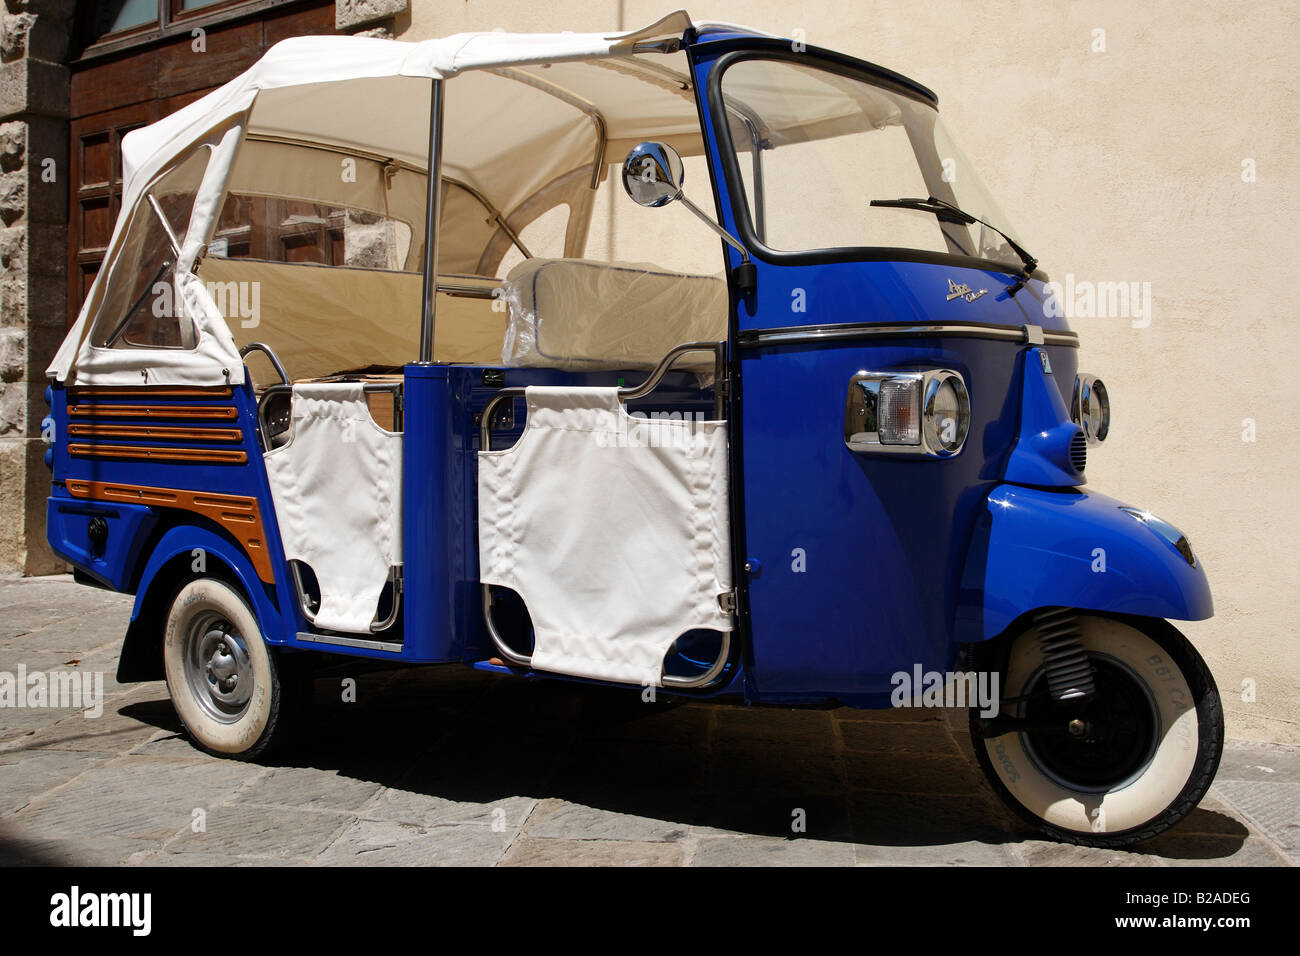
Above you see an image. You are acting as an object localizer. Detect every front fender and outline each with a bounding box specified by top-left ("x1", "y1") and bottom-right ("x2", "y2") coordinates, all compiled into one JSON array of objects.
[{"x1": 958, "y1": 484, "x2": 1213, "y2": 642}]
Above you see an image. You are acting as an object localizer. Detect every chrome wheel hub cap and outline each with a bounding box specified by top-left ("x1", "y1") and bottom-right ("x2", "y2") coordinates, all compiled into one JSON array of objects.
[{"x1": 184, "y1": 613, "x2": 254, "y2": 722}]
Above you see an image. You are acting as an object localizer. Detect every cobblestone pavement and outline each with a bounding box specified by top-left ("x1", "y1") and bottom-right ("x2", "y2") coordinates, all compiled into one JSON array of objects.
[{"x1": 0, "y1": 575, "x2": 1294, "y2": 866}]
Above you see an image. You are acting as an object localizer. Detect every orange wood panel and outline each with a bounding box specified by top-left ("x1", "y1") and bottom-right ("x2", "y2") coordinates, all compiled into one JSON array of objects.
[
  {"x1": 67, "y1": 404, "x2": 239, "y2": 421},
  {"x1": 65, "y1": 479, "x2": 274, "y2": 583},
  {"x1": 69, "y1": 444, "x2": 248, "y2": 465},
  {"x1": 67, "y1": 423, "x2": 244, "y2": 443}
]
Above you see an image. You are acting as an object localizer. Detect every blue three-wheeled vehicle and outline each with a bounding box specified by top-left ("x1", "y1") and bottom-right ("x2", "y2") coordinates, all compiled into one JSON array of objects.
[{"x1": 42, "y1": 12, "x2": 1220, "y2": 847}]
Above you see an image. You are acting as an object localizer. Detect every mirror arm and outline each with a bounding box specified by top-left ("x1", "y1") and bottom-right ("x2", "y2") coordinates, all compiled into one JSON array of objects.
[
  {"x1": 675, "y1": 192, "x2": 750, "y2": 264},
  {"x1": 675, "y1": 192, "x2": 756, "y2": 295}
]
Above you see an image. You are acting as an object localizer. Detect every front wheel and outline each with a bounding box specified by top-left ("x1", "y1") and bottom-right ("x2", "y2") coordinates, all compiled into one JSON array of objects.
[
  {"x1": 971, "y1": 614, "x2": 1223, "y2": 848},
  {"x1": 163, "y1": 577, "x2": 308, "y2": 760}
]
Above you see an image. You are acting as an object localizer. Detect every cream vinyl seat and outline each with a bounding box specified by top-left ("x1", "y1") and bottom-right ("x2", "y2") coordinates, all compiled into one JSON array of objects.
[{"x1": 500, "y1": 258, "x2": 728, "y2": 371}]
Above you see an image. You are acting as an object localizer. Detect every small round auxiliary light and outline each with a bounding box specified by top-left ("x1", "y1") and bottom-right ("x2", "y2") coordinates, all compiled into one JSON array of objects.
[{"x1": 1073, "y1": 374, "x2": 1110, "y2": 444}]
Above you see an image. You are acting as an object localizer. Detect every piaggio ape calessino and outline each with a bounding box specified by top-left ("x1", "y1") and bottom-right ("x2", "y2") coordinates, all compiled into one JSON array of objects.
[{"x1": 42, "y1": 12, "x2": 1221, "y2": 847}]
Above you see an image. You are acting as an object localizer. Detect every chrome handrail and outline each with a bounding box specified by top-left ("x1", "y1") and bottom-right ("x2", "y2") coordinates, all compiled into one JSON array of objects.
[
  {"x1": 257, "y1": 380, "x2": 403, "y2": 450},
  {"x1": 239, "y1": 342, "x2": 289, "y2": 386},
  {"x1": 480, "y1": 340, "x2": 727, "y2": 452}
]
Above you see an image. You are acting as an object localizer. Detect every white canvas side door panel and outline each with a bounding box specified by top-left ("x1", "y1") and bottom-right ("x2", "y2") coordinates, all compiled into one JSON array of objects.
[
  {"x1": 264, "y1": 383, "x2": 402, "y2": 633},
  {"x1": 478, "y1": 386, "x2": 732, "y2": 686}
]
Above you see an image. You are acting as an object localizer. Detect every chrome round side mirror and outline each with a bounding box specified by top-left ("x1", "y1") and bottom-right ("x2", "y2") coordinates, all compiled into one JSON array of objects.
[{"x1": 622, "y1": 142, "x2": 685, "y2": 208}]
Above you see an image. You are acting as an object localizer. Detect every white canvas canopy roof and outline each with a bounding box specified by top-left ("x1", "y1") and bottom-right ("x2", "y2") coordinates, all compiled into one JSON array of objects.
[
  {"x1": 49, "y1": 11, "x2": 766, "y2": 385},
  {"x1": 49, "y1": 12, "x2": 908, "y2": 387}
]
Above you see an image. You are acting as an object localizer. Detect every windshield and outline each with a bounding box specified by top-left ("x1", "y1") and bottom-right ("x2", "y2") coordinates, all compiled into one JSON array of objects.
[{"x1": 719, "y1": 56, "x2": 1024, "y2": 270}]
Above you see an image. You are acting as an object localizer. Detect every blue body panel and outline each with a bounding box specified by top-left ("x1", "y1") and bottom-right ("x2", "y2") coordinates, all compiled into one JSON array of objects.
[
  {"x1": 129, "y1": 524, "x2": 285, "y2": 639},
  {"x1": 45, "y1": 379, "x2": 307, "y2": 646},
  {"x1": 960, "y1": 484, "x2": 1213, "y2": 643},
  {"x1": 1004, "y1": 347, "x2": 1086, "y2": 487},
  {"x1": 46, "y1": 495, "x2": 157, "y2": 591}
]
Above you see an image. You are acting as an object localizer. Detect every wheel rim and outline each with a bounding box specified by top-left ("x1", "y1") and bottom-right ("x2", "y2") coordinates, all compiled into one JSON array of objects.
[
  {"x1": 182, "y1": 610, "x2": 254, "y2": 724},
  {"x1": 1020, "y1": 654, "x2": 1161, "y2": 794}
]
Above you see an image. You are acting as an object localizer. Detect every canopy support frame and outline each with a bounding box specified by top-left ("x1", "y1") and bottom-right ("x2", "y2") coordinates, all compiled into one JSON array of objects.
[
  {"x1": 418, "y1": 78, "x2": 446, "y2": 364},
  {"x1": 488, "y1": 68, "x2": 608, "y2": 190}
]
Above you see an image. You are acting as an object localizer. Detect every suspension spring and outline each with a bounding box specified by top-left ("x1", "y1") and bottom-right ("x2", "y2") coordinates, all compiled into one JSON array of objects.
[{"x1": 1034, "y1": 606, "x2": 1096, "y2": 703}]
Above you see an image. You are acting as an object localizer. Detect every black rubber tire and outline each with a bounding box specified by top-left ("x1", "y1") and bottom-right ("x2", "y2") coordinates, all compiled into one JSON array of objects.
[
  {"x1": 970, "y1": 614, "x2": 1223, "y2": 848},
  {"x1": 162, "y1": 577, "x2": 310, "y2": 761}
]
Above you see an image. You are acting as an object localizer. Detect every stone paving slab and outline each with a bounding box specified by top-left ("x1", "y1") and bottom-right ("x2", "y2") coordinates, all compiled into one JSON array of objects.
[
  {"x1": 315, "y1": 819, "x2": 520, "y2": 866},
  {"x1": 164, "y1": 804, "x2": 355, "y2": 860},
  {"x1": 0, "y1": 574, "x2": 1295, "y2": 867}
]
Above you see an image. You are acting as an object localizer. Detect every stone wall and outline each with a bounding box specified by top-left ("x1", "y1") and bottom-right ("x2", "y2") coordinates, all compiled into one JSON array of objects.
[
  {"x1": 337, "y1": 0, "x2": 408, "y2": 38},
  {"x1": 0, "y1": 0, "x2": 71, "y2": 575}
]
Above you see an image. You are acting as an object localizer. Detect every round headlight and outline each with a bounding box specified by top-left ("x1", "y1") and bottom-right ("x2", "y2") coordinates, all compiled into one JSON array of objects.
[
  {"x1": 1074, "y1": 374, "x2": 1110, "y2": 443},
  {"x1": 922, "y1": 371, "x2": 970, "y2": 455}
]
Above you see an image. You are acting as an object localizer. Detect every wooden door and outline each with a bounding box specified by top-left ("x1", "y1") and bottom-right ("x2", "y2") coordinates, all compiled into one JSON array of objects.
[{"x1": 66, "y1": 0, "x2": 337, "y2": 327}]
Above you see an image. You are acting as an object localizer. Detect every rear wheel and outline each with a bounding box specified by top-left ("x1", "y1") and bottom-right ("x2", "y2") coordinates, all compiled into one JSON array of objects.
[
  {"x1": 162, "y1": 577, "x2": 308, "y2": 760},
  {"x1": 971, "y1": 614, "x2": 1222, "y2": 847}
]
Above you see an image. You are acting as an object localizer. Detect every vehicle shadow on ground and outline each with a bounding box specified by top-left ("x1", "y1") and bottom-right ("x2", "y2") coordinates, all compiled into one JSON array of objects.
[{"x1": 114, "y1": 665, "x2": 1247, "y2": 860}]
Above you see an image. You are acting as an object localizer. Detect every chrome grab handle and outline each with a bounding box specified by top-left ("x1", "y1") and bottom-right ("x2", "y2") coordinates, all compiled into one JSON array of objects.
[
  {"x1": 257, "y1": 380, "x2": 403, "y2": 450},
  {"x1": 478, "y1": 340, "x2": 732, "y2": 687},
  {"x1": 239, "y1": 342, "x2": 290, "y2": 386},
  {"x1": 480, "y1": 339, "x2": 727, "y2": 452}
]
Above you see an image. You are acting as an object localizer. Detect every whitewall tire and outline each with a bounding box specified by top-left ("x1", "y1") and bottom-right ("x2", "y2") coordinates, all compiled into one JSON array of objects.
[
  {"x1": 162, "y1": 577, "x2": 306, "y2": 760},
  {"x1": 972, "y1": 614, "x2": 1223, "y2": 847}
]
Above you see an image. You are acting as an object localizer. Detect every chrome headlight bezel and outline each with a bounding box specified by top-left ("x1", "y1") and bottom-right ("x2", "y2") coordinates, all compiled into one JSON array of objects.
[
  {"x1": 1072, "y1": 373, "x2": 1110, "y2": 444},
  {"x1": 844, "y1": 368, "x2": 971, "y2": 458}
]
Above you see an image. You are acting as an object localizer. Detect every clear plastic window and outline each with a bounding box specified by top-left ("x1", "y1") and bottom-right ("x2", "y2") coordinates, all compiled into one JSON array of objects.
[
  {"x1": 209, "y1": 195, "x2": 414, "y2": 272},
  {"x1": 92, "y1": 146, "x2": 209, "y2": 350}
]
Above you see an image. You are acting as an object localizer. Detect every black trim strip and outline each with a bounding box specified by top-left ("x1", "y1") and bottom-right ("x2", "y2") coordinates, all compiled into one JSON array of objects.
[
  {"x1": 694, "y1": 35, "x2": 939, "y2": 105},
  {"x1": 737, "y1": 322, "x2": 1079, "y2": 349}
]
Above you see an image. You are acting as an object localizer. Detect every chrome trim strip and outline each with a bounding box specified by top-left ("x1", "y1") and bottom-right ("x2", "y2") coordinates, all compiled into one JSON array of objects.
[
  {"x1": 295, "y1": 632, "x2": 403, "y2": 654},
  {"x1": 737, "y1": 322, "x2": 1080, "y2": 348}
]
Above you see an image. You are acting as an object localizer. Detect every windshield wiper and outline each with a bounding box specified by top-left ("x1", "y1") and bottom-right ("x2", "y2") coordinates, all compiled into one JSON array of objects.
[{"x1": 870, "y1": 195, "x2": 1039, "y2": 293}]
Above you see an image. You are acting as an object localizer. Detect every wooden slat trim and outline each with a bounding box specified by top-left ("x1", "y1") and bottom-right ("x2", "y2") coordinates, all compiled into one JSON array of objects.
[
  {"x1": 65, "y1": 479, "x2": 274, "y2": 584},
  {"x1": 67, "y1": 404, "x2": 238, "y2": 421},
  {"x1": 69, "y1": 386, "x2": 234, "y2": 399},
  {"x1": 69, "y1": 443, "x2": 248, "y2": 465},
  {"x1": 67, "y1": 423, "x2": 244, "y2": 443}
]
